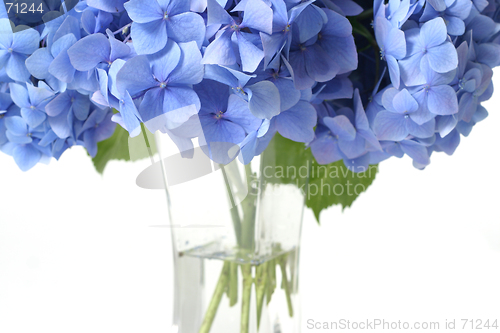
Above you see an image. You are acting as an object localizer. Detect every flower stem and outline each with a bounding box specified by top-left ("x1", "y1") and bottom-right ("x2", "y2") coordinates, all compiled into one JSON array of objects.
[
  {"x1": 356, "y1": 8, "x2": 374, "y2": 21},
  {"x1": 255, "y1": 262, "x2": 268, "y2": 328},
  {"x1": 241, "y1": 164, "x2": 256, "y2": 250},
  {"x1": 279, "y1": 256, "x2": 294, "y2": 317},
  {"x1": 198, "y1": 262, "x2": 230, "y2": 333},
  {"x1": 267, "y1": 258, "x2": 277, "y2": 305},
  {"x1": 228, "y1": 261, "x2": 239, "y2": 307},
  {"x1": 240, "y1": 264, "x2": 253, "y2": 333},
  {"x1": 220, "y1": 164, "x2": 243, "y2": 246}
]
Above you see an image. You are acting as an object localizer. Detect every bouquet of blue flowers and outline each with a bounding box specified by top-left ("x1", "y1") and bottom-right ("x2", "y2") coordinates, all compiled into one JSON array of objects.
[
  {"x1": 1, "y1": 1, "x2": 499, "y2": 332},
  {"x1": 1, "y1": 0, "x2": 498, "y2": 174}
]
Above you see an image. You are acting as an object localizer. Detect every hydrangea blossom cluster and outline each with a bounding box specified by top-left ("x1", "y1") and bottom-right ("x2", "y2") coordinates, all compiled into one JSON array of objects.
[
  {"x1": 0, "y1": 0, "x2": 499, "y2": 172},
  {"x1": 361, "y1": 0, "x2": 500, "y2": 170}
]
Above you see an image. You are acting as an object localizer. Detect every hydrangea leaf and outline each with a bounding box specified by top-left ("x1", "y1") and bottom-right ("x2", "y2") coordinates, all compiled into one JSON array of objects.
[
  {"x1": 91, "y1": 120, "x2": 131, "y2": 174},
  {"x1": 262, "y1": 134, "x2": 378, "y2": 222},
  {"x1": 92, "y1": 117, "x2": 158, "y2": 174}
]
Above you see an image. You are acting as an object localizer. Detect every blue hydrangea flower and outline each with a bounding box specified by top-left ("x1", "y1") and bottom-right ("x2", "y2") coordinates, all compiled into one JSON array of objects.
[
  {"x1": 420, "y1": 0, "x2": 473, "y2": 36},
  {"x1": 204, "y1": 64, "x2": 281, "y2": 119},
  {"x1": 373, "y1": 88, "x2": 435, "y2": 141},
  {"x1": 79, "y1": 108, "x2": 116, "y2": 157},
  {"x1": 399, "y1": 17, "x2": 459, "y2": 86},
  {"x1": 9, "y1": 82, "x2": 55, "y2": 128},
  {"x1": 124, "y1": 0, "x2": 205, "y2": 55},
  {"x1": 375, "y1": 17, "x2": 406, "y2": 88},
  {"x1": 45, "y1": 90, "x2": 91, "y2": 139},
  {"x1": 202, "y1": 0, "x2": 273, "y2": 72},
  {"x1": 117, "y1": 40, "x2": 204, "y2": 133},
  {"x1": 288, "y1": 8, "x2": 357, "y2": 90},
  {"x1": 0, "y1": 19, "x2": 41, "y2": 82},
  {"x1": 407, "y1": 60, "x2": 459, "y2": 125},
  {"x1": 67, "y1": 30, "x2": 132, "y2": 72},
  {"x1": 2, "y1": 116, "x2": 51, "y2": 171}
]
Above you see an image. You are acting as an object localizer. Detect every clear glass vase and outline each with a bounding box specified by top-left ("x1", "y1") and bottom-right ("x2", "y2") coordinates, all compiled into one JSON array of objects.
[{"x1": 152, "y1": 132, "x2": 307, "y2": 333}]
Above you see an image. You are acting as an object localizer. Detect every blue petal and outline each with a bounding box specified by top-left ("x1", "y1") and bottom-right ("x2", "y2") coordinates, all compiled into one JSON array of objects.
[
  {"x1": 318, "y1": 33, "x2": 357, "y2": 75},
  {"x1": 289, "y1": 50, "x2": 316, "y2": 90},
  {"x1": 21, "y1": 108, "x2": 46, "y2": 128},
  {"x1": 305, "y1": 43, "x2": 339, "y2": 83},
  {"x1": 107, "y1": 30, "x2": 131, "y2": 62},
  {"x1": 13, "y1": 144, "x2": 42, "y2": 171},
  {"x1": 150, "y1": 39, "x2": 181, "y2": 82},
  {"x1": 435, "y1": 130, "x2": 460, "y2": 155},
  {"x1": 237, "y1": 32, "x2": 264, "y2": 73},
  {"x1": 407, "y1": 117, "x2": 435, "y2": 138},
  {"x1": 206, "y1": 0, "x2": 233, "y2": 25},
  {"x1": 67, "y1": 33, "x2": 110, "y2": 71},
  {"x1": 436, "y1": 115, "x2": 458, "y2": 137},
  {"x1": 169, "y1": 41, "x2": 204, "y2": 85},
  {"x1": 324, "y1": 115, "x2": 356, "y2": 141},
  {"x1": 241, "y1": 0, "x2": 273, "y2": 35},
  {"x1": 11, "y1": 27, "x2": 40, "y2": 54},
  {"x1": 426, "y1": 42, "x2": 458, "y2": 73},
  {"x1": 293, "y1": 5, "x2": 326, "y2": 43},
  {"x1": 392, "y1": 89, "x2": 419, "y2": 114},
  {"x1": 246, "y1": 81, "x2": 281, "y2": 119},
  {"x1": 274, "y1": 77, "x2": 301, "y2": 111},
  {"x1": 9, "y1": 83, "x2": 30, "y2": 109},
  {"x1": 26, "y1": 84, "x2": 54, "y2": 107},
  {"x1": 166, "y1": 12, "x2": 206, "y2": 48},
  {"x1": 309, "y1": 126, "x2": 343, "y2": 164},
  {"x1": 26, "y1": 48, "x2": 53, "y2": 79},
  {"x1": 117, "y1": 91, "x2": 142, "y2": 137},
  {"x1": 116, "y1": 55, "x2": 157, "y2": 96},
  {"x1": 5, "y1": 116, "x2": 28, "y2": 136},
  {"x1": 400, "y1": 140, "x2": 430, "y2": 166},
  {"x1": 373, "y1": 111, "x2": 409, "y2": 141},
  {"x1": 275, "y1": 100, "x2": 316, "y2": 142},
  {"x1": 201, "y1": 30, "x2": 236, "y2": 67},
  {"x1": 0, "y1": 18, "x2": 13, "y2": 48},
  {"x1": 399, "y1": 53, "x2": 426, "y2": 87},
  {"x1": 48, "y1": 109, "x2": 71, "y2": 139},
  {"x1": 427, "y1": 85, "x2": 458, "y2": 115},
  {"x1": 426, "y1": 0, "x2": 446, "y2": 12},
  {"x1": 386, "y1": 55, "x2": 401, "y2": 88},
  {"x1": 338, "y1": 135, "x2": 367, "y2": 160},
  {"x1": 45, "y1": 92, "x2": 70, "y2": 117},
  {"x1": 81, "y1": 10, "x2": 97, "y2": 35},
  {"x1": 6, "y1": 53, "x2": 31, "y2": 82},
  {"x1": 86, "y1": 0, "x2": 127, "y2": 13},
  {"x1": 420, "y1": 17, "x2": 447, "y2": 48},
  {"x1": 124, "y1": 0, "x2": 163, "y2": 23},
  {"x1": 131, "y1": 20, "x2": 168, "y2": 55},
  {"x1": 225, "y1": 94, "x2": 261, "y2": 133}
]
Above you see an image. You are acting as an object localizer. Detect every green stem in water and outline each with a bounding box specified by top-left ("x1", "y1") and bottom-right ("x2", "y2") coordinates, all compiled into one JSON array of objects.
[
  {"x1": 266, "y1": 258, "x2": 277, "y2": 305},
  {"x1": 228, "y1": 261, "x2": 239, "y2": 307},
  {"x1": 241, "y1": 164, "x2": 256, "y2": 251},
  {"x1": 199, "y1": 262, "x2": 230, "y2": 333},
  {"x1": 255, "y1": 262, "x2": 268, "y2": 328},
  {"x1": 240, "y1": 264, "x2": 253, "y2": 333},
  {"x1": 279, "y1": 256, "x2": 294, "y2": 317},
  {"x1": 220, "y1": 164, "x2": 243, "y2": 246}
]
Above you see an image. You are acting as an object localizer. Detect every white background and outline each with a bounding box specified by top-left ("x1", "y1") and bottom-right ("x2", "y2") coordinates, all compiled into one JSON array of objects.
[{"x1": 1, "y1": 73, "x2": 499, "y2": 332}]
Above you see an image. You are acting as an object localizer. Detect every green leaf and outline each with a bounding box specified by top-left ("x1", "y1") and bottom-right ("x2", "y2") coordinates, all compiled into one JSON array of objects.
[
  {"x1": 92, "y1": 121, "x2": 158, "y2": 174},
  {"x1": 262, "y1": 134, "x2": 378, "y2": 222},
  {"x1": 92, "y1": 124, "x2": 131, "y2": 174},
  {"x1": 91, "y1": 123, "x2": 158, "y2": 174},
  {"x1": 306, "y1": 160, "x2": 378, "y2": 222}
]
